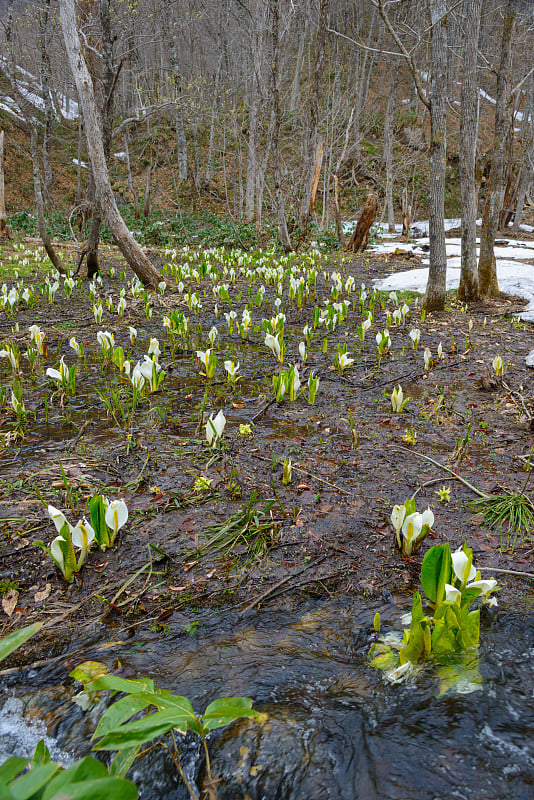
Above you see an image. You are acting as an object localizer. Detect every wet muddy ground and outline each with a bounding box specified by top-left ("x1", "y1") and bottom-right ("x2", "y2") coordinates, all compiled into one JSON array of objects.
[{"x1": 1, "y1": 238, "x2": 533, "y2": 665}]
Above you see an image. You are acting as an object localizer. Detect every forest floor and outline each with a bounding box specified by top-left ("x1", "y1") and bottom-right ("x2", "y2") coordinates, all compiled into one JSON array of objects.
[{"x1": 1, "y1": 236, "x2": 533, "y2": 665}]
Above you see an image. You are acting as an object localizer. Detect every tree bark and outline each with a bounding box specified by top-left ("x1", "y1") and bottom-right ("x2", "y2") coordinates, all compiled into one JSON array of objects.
[
  {"x1": 383, "y1": 66, "x2": 398, "y2": 233},
  {"x1": 30, "y1": 127, "x2": 65, "y2": 272},
  {"x1": 0, "y1": 131, "x2": 10, "y2": 240},
  {"x1": 423, "y1": 0, "x2": 448, "y2": 312},
  {"x1": 458, "y1": 0, "x2": 482, "y2": 303},
  {"x1": 123, "y1": 129, "x2": 139, "y2": 218},
  {"x1": 478, "y1": 6, "x2": 516, "y2": 297},
  {"x1": 59, "y1": 0, "x2": 161, "y2": 287},
  {"x1": 269, "y1": 0, "x2": 291, "y2": 251},
  {"x1": 347, "y1": 192, "x2": 378, "y2": 253},
  {"x1": 165, "y1": 16, "x2": 188, "y2": 183},
  {"x1": 299, "y1": 0, "x2": 330, "y2": 235},
  {"x1": 38, "y1": 0, "x2": 54, "y2": 209}
]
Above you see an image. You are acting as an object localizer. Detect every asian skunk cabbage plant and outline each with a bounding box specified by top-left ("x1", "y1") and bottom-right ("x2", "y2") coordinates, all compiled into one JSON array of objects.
[
  {"x1": 369, "y1": 542, "x2": 499, "y2": 686},
  {"x1": 70, "y1": 664, "x2": 267, "y2": 800},
  {"x1": 89, "y1": 495, "x2": 129, "y2": 550},
  {"x1": 37, "y1": 505, "x2": 96, "y2": 582},
  {"x1": 391, "y1": 500, "x2": 434, "y2": 555}
]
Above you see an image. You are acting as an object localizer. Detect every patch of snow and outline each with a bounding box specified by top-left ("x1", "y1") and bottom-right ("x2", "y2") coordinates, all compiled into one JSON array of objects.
[
  {"x1": 375, "y1": 259, "x2": 534, "y2": 321},
  {"x1": 72, "y1": 159, "x2": 87, "y2": 169},
  {"x1": 114, "y1": 152, "x2": 127, "y2": 161}
]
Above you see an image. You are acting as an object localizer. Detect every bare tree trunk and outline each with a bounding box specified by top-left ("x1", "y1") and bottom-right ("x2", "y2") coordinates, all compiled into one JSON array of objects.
[
  {"x1": 269, "y1": 0, "x2": 291, "y2": 251},
  {"x1": 347, "y1": 192, "x2": 378, "y2": 252},
  {"x1": 245, "y1": 69, "x2": 259, "y2": 221},
  {"x1": 383, "y1": 65, "x2": 397, "y2": 233},
  {"x1": 255, "y1": 107, "x2": 275, "y2": 224},
  {"x1": 512, "y1": 74, "x2": 534, "y2": 233},
  {"x1": 478, "y1": 6, "x2": 515, "y2": 297},
  {"x1": 458, "y1": 0, "x2": 482, "y2": 303},
  {"x1": 204, "y1": 57, "x2": 221, "y2": 188},
  {"x1": 30, "y1": 127, "x2": 65, "y2": 273},
  {"x1": 423, "y1": 0, "x2": 448, "y2": 312},
  {"x1": 38, "y1": 0, "x2": 54, "y2": 209},
  {"x1": 333, "y1": 175, "x2": 344, "y2": 247},
  {"x1": 143, "y1": 158, "x2": 152, "y2": 218},
  {"x1": 299, "y1": 0, "x2": 330, "y2": 235},
  {"x1": 123, "y1": 129, "x2": 139, "y2": 218},
  {"x1": 0, "y1": 131, "x2": 10, "y2": 240},
  {"x1": 401, "y1": 187, "x2": 412, "y2": 236},
  {"x1": 289, "y1": 13, "x2": 308, "y2": 114},
  {"x1": 60, "y1": 0, "x2": 161, "y2": 287},
  {"x1": 165, "y1": 17, "x2": 188, "y2": 183}
]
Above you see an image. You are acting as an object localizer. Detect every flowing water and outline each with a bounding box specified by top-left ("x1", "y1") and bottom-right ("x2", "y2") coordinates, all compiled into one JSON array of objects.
[{"x1": 2, "y1": 597, "x2": 533, "y2": 799}]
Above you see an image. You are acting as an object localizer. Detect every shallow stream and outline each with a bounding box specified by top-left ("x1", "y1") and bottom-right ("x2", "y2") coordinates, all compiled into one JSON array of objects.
[{"x1": 2, "y1": 597, "x2": 534, "y2": 799}]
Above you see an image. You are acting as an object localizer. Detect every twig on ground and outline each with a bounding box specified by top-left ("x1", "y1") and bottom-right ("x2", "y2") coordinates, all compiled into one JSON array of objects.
[
  {"x1": 240, "y1": 554, "x2": 328, "y2": 615},
  {"x1": 390, "y1": 445, "x2": 488, "y2": 498}
]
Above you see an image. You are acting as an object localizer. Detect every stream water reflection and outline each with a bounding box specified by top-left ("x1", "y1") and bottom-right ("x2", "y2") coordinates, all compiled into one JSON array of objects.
[{"x1": 2, "y1": 597, "x2": 533, "y2": 799}]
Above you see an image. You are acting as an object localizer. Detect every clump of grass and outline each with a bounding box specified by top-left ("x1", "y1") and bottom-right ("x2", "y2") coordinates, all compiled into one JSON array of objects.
[
  {"x1": 196, "y1": 493, "x2": 279, "y2": 561},
  {"x1": 470, "y1": 490, "x2": 534, "y2": 552}
]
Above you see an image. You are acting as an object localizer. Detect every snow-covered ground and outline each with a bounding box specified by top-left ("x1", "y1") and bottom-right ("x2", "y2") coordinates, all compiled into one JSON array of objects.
[{"x1": 369, "y1": 219, "x2": 534, "y2": 322}]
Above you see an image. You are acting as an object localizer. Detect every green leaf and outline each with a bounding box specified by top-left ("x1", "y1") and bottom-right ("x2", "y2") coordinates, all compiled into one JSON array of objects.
[
  {"x1": 0, "y1": 778, "x2": 15, "y2": 800},
  {"x1": 94, "y1": 694, "x2": 155, "y2": 739},
  {"x1": 201, "y1": 697, "x2": 263, "y2": 733},
  {"x1": 420, "y1": 544, "x2": 451, "y2": 605},
  {"x1": 108, "y1": 747, "x2": 141, "y2": 779},
  {"x1": 45, "y1": 777, "x2": 137, "y2": 800},
  {"x1": 0, "y1": 623, "x2": 42, "y2": 663},
  {"x1": 0, "y1": 759, "x2": 28, "y2": 785},
  {"x1": 93, "y1": 710, "x2": 189, "y2": 751},
  {"x1": 31, "y1": 740, "x2": 51, "y2": 767},
  {"x1": 69, "y1": 662, "x2": 109, "y2": 687},
  {"x1": 88, "y1": 675, "x2": 154, "y2": 696},
  {"x1": 458, "y1": 609, "x2": 480, "y2": 649},
  {"x1": 9, "y1": 764, "x2": 59, "y2": 800}
]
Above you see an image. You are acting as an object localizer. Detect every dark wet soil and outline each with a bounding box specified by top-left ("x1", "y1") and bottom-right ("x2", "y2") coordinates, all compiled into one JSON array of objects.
[{"x1": 1, "y1": 239, "x2": 534, "y2": 665}]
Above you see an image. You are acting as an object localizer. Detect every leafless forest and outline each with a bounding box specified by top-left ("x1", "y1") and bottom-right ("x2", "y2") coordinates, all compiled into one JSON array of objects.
[{"x1": 0, "y1": 0, "x2": 533, "y2": 305}]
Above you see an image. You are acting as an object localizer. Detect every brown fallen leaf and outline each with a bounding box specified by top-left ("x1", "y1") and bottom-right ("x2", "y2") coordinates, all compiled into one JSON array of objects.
[
  {"x1": 2, "y1": 589, "x2": 19, "y2": 617},
  {"x1": 34, "y1": 584, "x2": 52, "y2": 603}
]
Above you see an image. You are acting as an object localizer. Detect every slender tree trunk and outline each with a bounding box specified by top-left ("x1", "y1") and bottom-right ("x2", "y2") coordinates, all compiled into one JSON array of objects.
[
  {"x1": 165, "y1": 17, "x2": 188, "y2": 183},
  {"x1": 0, "y1": 131, "x2": 10, "y2": 240},
  {"x1": 269, "y1": 0, "x2": 291, "y2": 251},
  {"x1": 289, "y1": 14, "x2": 308, "y2": 114},
  {"x1": 478, "y1": 6, "x2": 515, "y2": 297},
  {"x1": 143, "y1": 158, "x2": 152, "y2": 217},
  {"x1": 458, "y1": 0, "x2": 482, "y2": 303},
  {"x1": 299, "y1": 0, "x2": 330, "y2": 235},
  {"x1": 38, "y1": 0, "x2": 54, "y2": 209},
  {"x1": 423, "y1": 0, "x2": 448, "y2": 312},
  {"x1": 383, "y1": 66, "x2": 397, "y2": 232},
  {"x1": 123, "y1": 129, "x2": 139, "y2": 218},
  {"x1": 30, "y1": 127, "x2": 65, "y2": 272},
  {"x1": 59, "y1": 0, "x2": 161, "y2": 287},
  {"x1": 245, "y1": 70, "x2": 259, "y2": 221},
  {"x1": 511, "y1": 74, "x2": 534, "y2": 233},
  {"x1": 204, "y1": 57, "x2": 221, "y2": 188}
]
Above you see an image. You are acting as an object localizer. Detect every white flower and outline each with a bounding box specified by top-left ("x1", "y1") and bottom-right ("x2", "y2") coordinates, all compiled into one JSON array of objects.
[
  {"x1": 206, "y1": 410, "x2": 226, "y2": 447},
  {"x1": 466, "y1": 578, "x2": 499, "y2": 606},
  {"x1": 69, "y1": 337, "x2": 81, "y2": 356},
  {"x1": 451, "y1": 548, "x2": 477, "y2": 589},
  {"x1": 224, "y1": 360, "x2": 240, "y2": 383},
  {"x1": 47, "y1": 504, "x2": 71, "y2": 534},
  {"x1": 391, "y1": 504, "x2": 407, "y2": 540},
  {"x1": 148, "y1": 338, "x2": 161, "y2": 362},
  {"x1": 104, "y1": 499, "x2": 129, "y2": 538},
  {"x1": 264, "y1": 333, "x2": 281, "y2": 361},
  {"x1": 71, "y1": 518, "x2": 95, "y2": 550},
  {"x1": 128, "y1": 326, "x2": 137, "y2": 344},
  {"x1": 444, "y1": 583, "x2": 461, "y2": 603}
]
